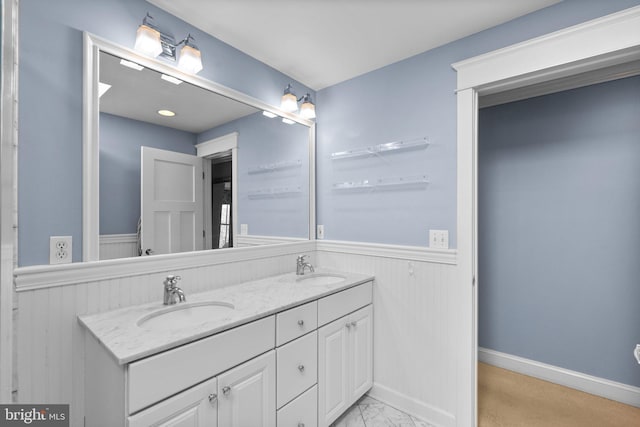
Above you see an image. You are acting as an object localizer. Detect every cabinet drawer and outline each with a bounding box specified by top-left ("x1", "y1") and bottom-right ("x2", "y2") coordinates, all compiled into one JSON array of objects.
[
  {"x1": 128, "y1": 376, "x2": 218, "y2": 427},
  {"x1": 277, "y1": 385, "x2": 317, "y2": 427},
  {"x1": 276, "y1": 331, "x2": 317, "y2": 408},
  {"x1": 318, "y1": 282, "x2": 372, "y2": 326},
  {"x1": 276, "y1": 301, "x2": 317, "y2": 346},
  {"x1": 128, "y1": 315, "x2": 275, "y2": 414}
]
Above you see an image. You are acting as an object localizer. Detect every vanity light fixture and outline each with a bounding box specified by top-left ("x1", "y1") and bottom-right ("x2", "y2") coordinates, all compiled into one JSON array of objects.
[
  {"x1": 161, "y1": 74, "x2": 183, "y2": 85},
  {"x1": 98, "y1": 82, "x2": 112, "y2": 98},
  {"x1": 280, "y1": 84, "x2": 316, "y2": 119},
  {"x1": 134, "y1": 13, "x2": 204, "y2": 74},
  {"x1": 157, "y1": 109, "x2": 176, "y2": 117},
  {"x1": 119, "y1": 59, "x2": 145, "y2": 71}
]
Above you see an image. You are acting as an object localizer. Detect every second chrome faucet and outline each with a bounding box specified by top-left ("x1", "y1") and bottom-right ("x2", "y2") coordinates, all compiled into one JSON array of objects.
[
  {"x1": 296, "y1": 255, "x2": 315, "y2": 275},
  {"x1": 163, "y1": 275, "x2": 186, "y2": 305}
]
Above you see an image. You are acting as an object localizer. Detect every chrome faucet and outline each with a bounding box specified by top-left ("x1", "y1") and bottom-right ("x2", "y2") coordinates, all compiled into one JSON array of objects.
[
  {"x1": 296, "y1": 255, "x2": 315, "y2": 276},
  {"x1": 163, "y1": 275, "x2": 186, "y2": 305}
]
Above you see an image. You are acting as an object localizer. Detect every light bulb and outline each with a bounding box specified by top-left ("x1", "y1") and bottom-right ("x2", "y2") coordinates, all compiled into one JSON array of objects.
[
  {"x1": 134, "y1": 24, "x2": 162, "y2": 58},
  {"x1": 178, "y1": 44, "x2": 203, "y2": 74}
]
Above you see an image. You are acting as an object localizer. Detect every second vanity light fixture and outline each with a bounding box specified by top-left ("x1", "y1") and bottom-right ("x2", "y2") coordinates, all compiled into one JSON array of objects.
[
  {"x1": 280, "y1": 84, "x2": 316, "y2": 120},
  {"x1": 134, "y1": 13, "x2": 204, "y2": 74}
]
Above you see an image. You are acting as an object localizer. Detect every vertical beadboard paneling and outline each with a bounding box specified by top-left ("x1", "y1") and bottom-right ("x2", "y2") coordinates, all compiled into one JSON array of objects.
[
  {"x1": 14, "y1": 247, "x2": 308, "y2": 426},
  {"x1": 316, "y1": 245, "x2": 458, "y2": 426}
]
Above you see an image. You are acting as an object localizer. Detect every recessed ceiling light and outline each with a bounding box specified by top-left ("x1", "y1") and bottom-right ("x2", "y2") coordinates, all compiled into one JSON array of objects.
[
  {"x1": 157, "y1": 109, "x2": 176, "y2": 117},
  {"x1": 282, "y1": 118, "x2": 295, "y2": 125},
  {"x1": 262, "y1": 111, "x2": 277, "y2": 118},
  {"x1": 119, "y1": 59, "x2": 144, "y2": 71},
  {"x1": 98, "y1": 82, "x2": 112, "y2": 98},
  {"x1": 161, "y1": 74, "x2": 183, "y2": 85}
]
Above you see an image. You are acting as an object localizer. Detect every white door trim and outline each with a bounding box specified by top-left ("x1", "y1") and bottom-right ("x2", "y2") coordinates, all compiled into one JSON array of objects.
[
  {"x1": 196, "y1": 133, "x2": 238, "y2": 248},
  {"x1": 452, "y1": 5, "x2": 640, "y2": 426}
]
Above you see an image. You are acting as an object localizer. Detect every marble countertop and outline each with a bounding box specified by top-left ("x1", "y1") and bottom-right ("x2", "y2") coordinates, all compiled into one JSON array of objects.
[{"x1": 78, "y1": 269, "x2": 373, "y2": 365}]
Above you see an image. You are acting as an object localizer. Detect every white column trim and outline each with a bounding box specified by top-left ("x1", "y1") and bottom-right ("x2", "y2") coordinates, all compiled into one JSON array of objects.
[{"x1": 0, "y1": 0, "x2": 19, "y2": 401}]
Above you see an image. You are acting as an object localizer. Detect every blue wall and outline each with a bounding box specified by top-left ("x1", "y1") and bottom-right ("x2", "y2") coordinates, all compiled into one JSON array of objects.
[
  {"x1": 315, "y1": 0, "x2": 640, "y2": 247},
  {"x1": 99, "y1": 113, "x2": 197, "y2": 235},
  {"x1": 478, "y1": 76, "x2": 640, "y2": 387},
  {"x1": 18, "y1": 0, "x2": 314, "y2": 266},
  {"x1": 199, "y1": 113, "x2": 310, "y2": 238}
]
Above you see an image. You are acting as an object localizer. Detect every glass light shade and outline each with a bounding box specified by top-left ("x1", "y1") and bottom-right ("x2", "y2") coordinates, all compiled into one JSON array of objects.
[
  {"x1": 300, "y1": 101, "x2": 316, "y2": 119},
  {"x1": 178, "y1": 44, "x2": 203, "y2": 74},
  {"x1": 281, "y1": 93, "x2": 298, "y2": 112},
  {"x1": 134, "y1": 24, "x2": 163, "y2": 57}
]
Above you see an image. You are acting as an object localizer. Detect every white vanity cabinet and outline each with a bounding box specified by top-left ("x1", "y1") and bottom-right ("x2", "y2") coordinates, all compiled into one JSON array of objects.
[
  {"x1": 83, "y1": 277, "x2": 373, "y2": 427},
  {"x1": 318, "y1": 304, "x2": 373, "y2": 427}
]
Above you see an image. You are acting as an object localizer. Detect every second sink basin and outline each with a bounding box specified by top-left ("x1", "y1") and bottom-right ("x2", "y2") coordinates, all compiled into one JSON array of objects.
[
  {"x1": 295, "y1": 273, "x2": 346, "y2": 286},
  {"x1": 137, "y1": 301, "x2": 235, "y2": 331}
]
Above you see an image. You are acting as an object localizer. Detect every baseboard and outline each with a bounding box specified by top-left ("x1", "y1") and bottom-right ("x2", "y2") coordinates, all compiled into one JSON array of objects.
[
  {"x1": 368, "y1": 382, "x2": 456, "y2": 427},
  {"x1": 478, "y1": 347, "x2": 640, "y2": 408}
]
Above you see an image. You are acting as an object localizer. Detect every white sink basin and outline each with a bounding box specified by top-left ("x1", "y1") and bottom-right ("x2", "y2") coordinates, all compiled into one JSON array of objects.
[
  {"x1": 137, "y1": 301, "x2": 235, "y2": 330},
  {"x1": 295, "y1": 273, "x2": 346, "y2": 286}
]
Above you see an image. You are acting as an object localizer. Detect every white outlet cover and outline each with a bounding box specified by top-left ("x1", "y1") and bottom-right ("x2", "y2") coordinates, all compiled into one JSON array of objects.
[
  {"x1": 50, "y1": 236, "x2": 72, "y2": 265},
  {"x1": 317, "y1": 225, "x2": 325, "y2": 239},
  {"x1": 429, "y1": 229, "x2": 449, "y2": 249},
  {"x1": 240, "y1": 224, "x2": 248, "y2": 236}
]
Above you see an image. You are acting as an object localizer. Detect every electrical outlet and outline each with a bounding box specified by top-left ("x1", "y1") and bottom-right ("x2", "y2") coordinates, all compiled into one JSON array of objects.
[
  {"x1": 317, "y1": 225, "x2": 325, "y2": 239},
  {"x1": 240, "y1": 224, "x2": 248, "y2": 236},
  {"x1": 429, "y1": 229, "x2": 449, "y2": 249},
  {"x1": 50, "y1": 236, "x2": 72, "y2": 265},
  {"x1": 634, "y1": 344, "x2": 640, "y2": 365}
]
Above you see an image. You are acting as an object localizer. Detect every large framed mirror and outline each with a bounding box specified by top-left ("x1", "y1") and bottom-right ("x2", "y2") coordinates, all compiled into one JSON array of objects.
[{"x1": 84, "y1": 33, "x2": 315, "y2": 262}]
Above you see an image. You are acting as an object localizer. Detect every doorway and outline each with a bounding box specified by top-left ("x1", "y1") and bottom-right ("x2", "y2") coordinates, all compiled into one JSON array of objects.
[
  {"x1": 210, "y1": 157, "x2": 233, "y2": 249},
  {"x1": 452, "y1": 7, "x2": 640, "y2": 426}
]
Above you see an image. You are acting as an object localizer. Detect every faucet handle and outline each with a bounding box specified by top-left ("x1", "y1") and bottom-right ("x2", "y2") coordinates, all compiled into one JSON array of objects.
[
  {"x1": 164, "y1": 275, "x2": 181, "y2": 287},
  {"x1": 297, "y1": 255, "x2": 308, "y2": 263}
]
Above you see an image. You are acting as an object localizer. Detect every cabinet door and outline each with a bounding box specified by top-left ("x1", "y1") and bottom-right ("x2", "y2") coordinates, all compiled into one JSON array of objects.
[
  {"x1": 128, "y1": 376, "x2": 217, "y2": 427},
  {"x1": 349, "y1": 305, "x2": 373, "y2": 401},
  {"x1": 318, "y1": 316, "x2": 350, "y2": 427},
  {"x1": 217, "y1": 350, "x2": 276, "y2": 427}
]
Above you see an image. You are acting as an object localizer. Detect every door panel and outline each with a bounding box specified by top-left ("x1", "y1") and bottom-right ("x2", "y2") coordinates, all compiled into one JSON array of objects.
[
  {"x1": 217, "y1": 351, "x2": 276, "y2": 427},
  {"x1": 141, "y1": 147, "x2": 204, "y2": 255},
  {"x1": 350, "y1": 305, "x2": 373, "y2": 400},
  {"x1": 318, "y1": 318, "x2": 349, "y2": 427}
]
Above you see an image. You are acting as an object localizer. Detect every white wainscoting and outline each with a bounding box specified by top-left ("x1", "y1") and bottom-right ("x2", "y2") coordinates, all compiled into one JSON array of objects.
[
  {"x1": 99, "y1": 233, "x2": 138, "y2": 260},
  {"x1": 235, "y1": 235, "x2": 307, "y2": 248},
  {"x1": 14, "y1": 242, "x2": 315, "y2": 427},
  {"x1": 316, "y1": 241, "x2": 458, "y2": 427},
  {"x1": 13, "y1": 240, "x2": 459, "y2": 427},
  {"x1": 479, "y1": 347, "x2": 640, "y2": 408}
]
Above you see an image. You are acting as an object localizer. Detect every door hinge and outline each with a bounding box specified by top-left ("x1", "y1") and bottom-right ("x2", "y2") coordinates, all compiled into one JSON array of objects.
[
  {"x1": 203, "y1": 230, "x2": 206, "y2": 238},
  {"x1": 472, "y1": 276, "x2": 476, "y2": 287},
  {"x1": 202, "y1": 171, "x2": 205, "y2": 180}
]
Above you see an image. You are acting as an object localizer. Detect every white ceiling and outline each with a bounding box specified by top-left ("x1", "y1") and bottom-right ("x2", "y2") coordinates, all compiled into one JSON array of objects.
[{"x1": 147, "y1": 0, "x2": 561, "y2": 90}]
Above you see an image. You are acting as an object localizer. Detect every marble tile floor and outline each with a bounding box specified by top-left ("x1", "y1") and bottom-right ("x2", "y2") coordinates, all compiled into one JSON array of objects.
[{"x1": 331, "y1": 395, "x2": 435, "y2": 427}]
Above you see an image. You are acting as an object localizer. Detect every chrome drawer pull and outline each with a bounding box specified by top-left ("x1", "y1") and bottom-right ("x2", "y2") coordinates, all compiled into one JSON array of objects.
[
  {"x1": 350, "y1": 321, "x2": 357, "y2": 328},
  {"x1": 298, "y1": 423, "x2": 305, "y2": 427},
  {"x1": 346, "y1": 323, "x2": 351, "y2": 329},
  {"x1": 297, "y1": 319, "x2": 304, "y2": 327},
  {"x1": 222, "y1": 386, "x2": 231, "y2": 395},
  {"x1": 298, "y1": 364, "x2": 305, "y2": 372},
  {"x1": 208, "y1": 393, "x2": 217, "y2": 405}
]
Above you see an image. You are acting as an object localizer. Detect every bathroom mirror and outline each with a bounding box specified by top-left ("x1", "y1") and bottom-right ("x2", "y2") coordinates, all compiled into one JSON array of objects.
[{"x1": 84, "y1": 33, "x2": 315, "y2": 262}]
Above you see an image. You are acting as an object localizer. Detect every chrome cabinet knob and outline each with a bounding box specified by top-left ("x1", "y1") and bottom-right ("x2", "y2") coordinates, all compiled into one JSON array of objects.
[
  {"x1": 208, "y1": 393, "x2": 217, "y2": 405},
  {"x1": 350, "y1": 321, "x2": 357, "y2": 328},
  {"x1": 298, "y1": 364, "x2": 305, "y2": 372},
  {"x1": 298, "y1": 423, "x2": 305, "y2": 427},
  {"x1": 145, "y1": 248, "x2": 154, "y2": 255},
  {"x1": 346, "y1": 323, "x2": 351, "y2": 329},
  {"x1": 297, "y1": 319, "x2": 304, "y2": 327},
  {"x1": 222, "y1": 386, "x2": 231, "y2": 395}
]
